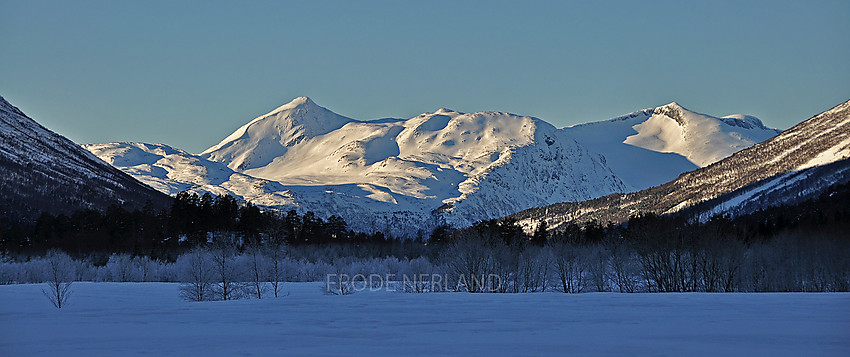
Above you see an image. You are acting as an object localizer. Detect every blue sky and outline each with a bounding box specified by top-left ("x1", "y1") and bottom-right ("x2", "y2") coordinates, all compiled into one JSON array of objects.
[{"x1": 1, "y1": 0, "x2": 848, "y2": 153}]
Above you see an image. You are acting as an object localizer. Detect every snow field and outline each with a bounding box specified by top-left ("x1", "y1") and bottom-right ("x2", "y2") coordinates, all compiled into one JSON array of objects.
[{"x1": 1, "y1": 282, "x2": 848, "y2": 356}]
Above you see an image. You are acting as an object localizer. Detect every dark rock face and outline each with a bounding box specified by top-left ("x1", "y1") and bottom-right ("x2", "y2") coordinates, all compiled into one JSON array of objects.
[{"x1": 0, "y1": 95, "x2": 171, "y2": 225}]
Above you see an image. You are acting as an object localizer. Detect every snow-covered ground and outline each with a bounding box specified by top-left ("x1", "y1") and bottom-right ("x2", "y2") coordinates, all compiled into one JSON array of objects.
[{"x1": 1, "y1": 283, "x2": 847, "y2": 356}]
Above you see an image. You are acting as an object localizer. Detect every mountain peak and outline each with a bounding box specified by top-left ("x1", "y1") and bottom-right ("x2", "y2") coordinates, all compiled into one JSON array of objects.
[
  {"x1": 513, "y1": 98, "x2": 850, "y2": 229},
  {"x1": 720, "y1": 114, "x2": 773, "y2": 131},
  {"x1": 288, "y1": 96, "x2": 314, "y2": 106},
  {"x1": 0, "y1": 95, "x2": 26, "y2": 117},
  {"x1": 270, "y1": 96, "x2": 317, "y2": 113},
  {"x1": 654, "y1": 102, "x2": 690, "y2": 125},
  {"x1": 661, "y1": 101, "x2": 683, "y2": 109},
  {"x1": 201, "y1": 96, "x2": 354, "y2": 170}
]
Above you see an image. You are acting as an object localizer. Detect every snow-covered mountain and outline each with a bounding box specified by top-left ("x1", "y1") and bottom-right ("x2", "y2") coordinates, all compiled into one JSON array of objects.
[
  {"x1": 511, "y1": 99, "x2": 850, "y2": 230},
  {"x1": 562, "y1": 102, "x2": 781, "y2": 189},
  {"x1": 201, "y1": 99, "x2": 630, "y2": 219},
  {"x1": 202, "y1": 97, "x2": 355, "y2": 172},
  {"x1": 90, "y1": 97, "x2": 631, "y2": 236},
  {"x1": 85, "y1": 96, "x2": 786, "y2": 237},
  {"x1": 0, "y1": 96, "x2": 171, "y2": 223},
  {"x1": 83, "y1": 142, "x2": 298, "y2": 208}
]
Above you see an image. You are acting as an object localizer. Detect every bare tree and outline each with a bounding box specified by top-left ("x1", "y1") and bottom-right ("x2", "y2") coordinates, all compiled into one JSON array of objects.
[
  {"x1": 325, "y1": 257, "x2": 356, "y2": 295},
  {"x1": 133, "y1": 255, "x2": 154, "y2": 282},
  {"x1": 444, "y1": 231, "x2": 500, "y2": 293},
  {"x1": 549, "y1": 238, "x2": 585, "y2": 293},
  {"x1": 401, "y1": 257, "x2": 438, "y2": 293},
  {"x1": 179, "y1": 247, "x2": 214, "y2": 302},
  {"x1": 209, "y1": 233, "x2": 244, "y2": 300},
  {"x1": 41, "y1": 250, "x2": 75, "y2": 308},
  {"x1": 607, "y1": 239, "x2": 639, "y2": 293},
  {"x1": 516, "y1": 247, "x2": 550, "y2": 293},
  {"x1": 636, "y1": 233, "x2": 694, "y2": 292},
  {"x1": 266, "y1": 236, "x2": 289, "y2": 298},
  {"x1": 246, "y1": 243, "x2": 268, "y2": 299},
  {"x1": 105, "y1": 254, "x2": 134, "y2": 282},
  {"x1": 586, "y1": 244, "x2": 610, "y2": 292}
]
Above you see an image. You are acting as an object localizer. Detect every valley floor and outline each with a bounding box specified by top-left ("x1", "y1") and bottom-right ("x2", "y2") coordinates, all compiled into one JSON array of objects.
[{"x1": 1, "y1": 283, "x2": 848, "y2": 356}]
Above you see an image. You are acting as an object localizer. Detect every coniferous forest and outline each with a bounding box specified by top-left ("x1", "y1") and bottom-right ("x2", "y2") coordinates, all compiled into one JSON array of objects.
[{"x1": 1, "y1": 191, "x2": 410, "y2": 260}]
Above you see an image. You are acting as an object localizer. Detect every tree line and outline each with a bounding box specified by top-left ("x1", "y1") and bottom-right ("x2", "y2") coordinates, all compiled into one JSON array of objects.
[
  {"x1": 2, "y1": 182, "x2": 848, "y2": 295},
  {"x1": 434, "y1": 181, "x2": 850, "y2": 293},
  {"x1": 0, "y1": 191, "x2": 412, "y2": 261}
]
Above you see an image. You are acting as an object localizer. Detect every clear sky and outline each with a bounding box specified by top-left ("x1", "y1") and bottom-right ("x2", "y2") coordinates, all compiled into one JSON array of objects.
[{"x1": 1, "y1": 0, "x2": 848, "y2": 153}]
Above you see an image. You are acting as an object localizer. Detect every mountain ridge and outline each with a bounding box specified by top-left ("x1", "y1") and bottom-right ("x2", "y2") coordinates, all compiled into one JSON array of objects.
[
  {"x1": 561, "y1": 102, "x2": 780, "y2": 189},
  {"x1": 202, "y1": 96, "x2": 355, "y2": 171},
  {"x1": 510, "y1": 98, "x2": 850, "y2": 231},
  {"x1": 91, "y1": 97, "x2": 635, "y2": 236},
  {"x1": 0, "y1": 95, "x2": 172, "y2": 224},
  {"x1": 86, "y1": 97, "x2": 785, "y2": 237}
]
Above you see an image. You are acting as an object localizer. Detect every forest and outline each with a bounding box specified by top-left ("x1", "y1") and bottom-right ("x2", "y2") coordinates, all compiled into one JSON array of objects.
[
  {"x1": 0, "y1": 191, "x2": 415, "y2": 260},
  {"x1": 1, "y1": 182, "x2": 849, "y2": 297}
]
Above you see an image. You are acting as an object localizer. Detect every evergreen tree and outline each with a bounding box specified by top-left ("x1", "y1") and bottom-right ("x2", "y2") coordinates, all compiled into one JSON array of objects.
[{"x1": 531, "y1": 220, "x2": 548, "y2": 246}]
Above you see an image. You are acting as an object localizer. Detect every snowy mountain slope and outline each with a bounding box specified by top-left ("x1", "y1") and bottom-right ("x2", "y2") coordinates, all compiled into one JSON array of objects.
[
  {"x1": 439, "y1": 117, "x2": 628, "y2": 227},
  {"x1": 92, "y1": 98, "x2": 629, "y2": 236},
  {"x1": 511, "y1": 99, "x2": 850, "y2": 230},
  {"x1": 86, "y1": 96, "x2": 784, "y2": 236},
  {"x1": 83, "y1": 142, "x2": 443, "y2": 236},
  {"x1": 201, "y1": 97, "x2": 355, "y2": 171},
  {"x1": 698, "y1": 158, "x2": 850, "y2": 219},
  {"x1": 562, "y1": 102, "x2": 781, "y2": 190},
  {"x1": 83, "y1": 142, "x2": 296, "y2": 204},
  {"x1": 84, "y1": 142, "x2": 446, "y2": 236},
  {"x1": 203, "y1": 100, "x2": 630, "y2": 226},
  {"x1": 0, "y1": 96, "x2": 171, "y2": 223}
]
